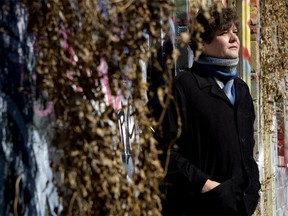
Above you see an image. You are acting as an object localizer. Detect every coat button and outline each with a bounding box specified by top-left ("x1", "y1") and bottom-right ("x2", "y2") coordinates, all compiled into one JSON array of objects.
[{"x1": 241, "y1": 138, "x2": 246, "y2": 142}]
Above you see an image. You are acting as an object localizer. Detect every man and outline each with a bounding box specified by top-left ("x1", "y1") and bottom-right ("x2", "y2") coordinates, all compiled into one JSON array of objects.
[{"x1": 159, "y1": 4, "x2": 260, "y2": 215}]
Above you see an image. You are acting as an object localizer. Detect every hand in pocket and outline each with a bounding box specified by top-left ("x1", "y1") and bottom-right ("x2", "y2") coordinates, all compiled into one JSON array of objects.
[{"x1": 201, "y1": 179, "x2": 238, "y2": 212}]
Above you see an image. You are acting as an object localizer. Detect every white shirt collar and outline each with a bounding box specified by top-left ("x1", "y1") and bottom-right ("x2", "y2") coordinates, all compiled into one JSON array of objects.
[{"x1": 214, "y1": 77, "x2": 224, "y2": 89}]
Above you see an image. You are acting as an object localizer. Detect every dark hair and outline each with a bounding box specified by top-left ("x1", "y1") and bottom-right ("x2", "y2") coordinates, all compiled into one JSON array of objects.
[{"x1": 190, "y1": 4, "x2": 239, "y2": 51}]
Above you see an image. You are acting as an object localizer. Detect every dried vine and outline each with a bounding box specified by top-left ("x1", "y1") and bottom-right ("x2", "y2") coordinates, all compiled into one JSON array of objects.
[
  {"x1": 260, "y1": 0, "x2": 288, "y2": 132},
  {"x1": 25, "y1": 1, "x2": 174, "y2": 215},
  {"x1": 260, "y1": 0, "x2": 288, "y2": 215}
]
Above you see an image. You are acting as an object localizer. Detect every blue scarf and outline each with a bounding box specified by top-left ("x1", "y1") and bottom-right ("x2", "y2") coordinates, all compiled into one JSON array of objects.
[{"x1": 195, "y1": 56, "x2": 239, "y2": 105}]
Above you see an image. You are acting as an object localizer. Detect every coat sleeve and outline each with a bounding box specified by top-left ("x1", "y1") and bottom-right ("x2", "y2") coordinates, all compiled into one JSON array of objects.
[
  {"x1": 158, "y1": 80, "x2": 209, "y2": 194},
  {"x1": 242, "y1": 84, "x2": 261, "y2": 214}
]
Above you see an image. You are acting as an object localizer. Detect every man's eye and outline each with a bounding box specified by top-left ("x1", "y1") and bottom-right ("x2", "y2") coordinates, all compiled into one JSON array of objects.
[{"x1": 219, "y1": 31, "x2": 227, "y2": 35}]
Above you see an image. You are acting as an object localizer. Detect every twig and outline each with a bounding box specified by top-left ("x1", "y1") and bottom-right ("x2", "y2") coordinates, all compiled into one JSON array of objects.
[{"x1": 14, "y1": 175, "x2": 23, "y2": 216}]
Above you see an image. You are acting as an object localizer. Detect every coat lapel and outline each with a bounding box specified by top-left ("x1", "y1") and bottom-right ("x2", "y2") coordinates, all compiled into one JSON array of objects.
[
  {"x1": 233, "y1": 78, "x2": 245, "y2": 108},
  {"x1": 210, "y1": 85, "x2": 231, "y2": 104},
  {"x1": 192, "y1": 69, "x2": 234, "y2": 106}
]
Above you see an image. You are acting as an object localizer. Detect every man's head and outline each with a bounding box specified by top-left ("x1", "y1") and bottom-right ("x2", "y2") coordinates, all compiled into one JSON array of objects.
[{"x1": 191, "y1": 4, "x2": 240, "y2": 59}]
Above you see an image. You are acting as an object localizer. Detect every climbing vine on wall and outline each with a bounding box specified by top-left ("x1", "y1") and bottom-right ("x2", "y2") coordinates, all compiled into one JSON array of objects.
[
  {"x1": 25, "y1": 1, "x2": 175, "y2": 215},
  {"x1": 260, "y1": 0, "x2": 288, "y2": 132},
  {"x1": 260, "y1": 1, "x2": 288, "y2": 214}
]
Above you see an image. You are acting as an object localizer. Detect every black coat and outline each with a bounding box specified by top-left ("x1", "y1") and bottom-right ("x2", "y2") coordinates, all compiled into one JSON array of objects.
[{"x1": 159, "y1": 62, "x2": 260, "y2": 216}]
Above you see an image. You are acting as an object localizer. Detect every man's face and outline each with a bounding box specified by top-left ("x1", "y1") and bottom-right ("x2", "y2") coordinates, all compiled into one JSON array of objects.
[{"x1": 203, "y1": 24, "x2": 240, "y2": 59}]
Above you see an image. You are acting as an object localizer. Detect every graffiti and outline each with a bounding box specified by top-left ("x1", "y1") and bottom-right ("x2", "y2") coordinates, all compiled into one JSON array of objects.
[
  {"x1": 277, "y1": 123, "x2": 286, "y2": 167},
  {"x1": 0, "y1": 0, "x2": 181, "y2": 214},
  {"x1": 0, "y1": 2, "x2": 61, "y2": 215},
  {"x1": 242, "y1": 47, "x2": 251, "y2": 64},
  {"x1": 239, "y1": 0, "x2": 251, "y2": 88},
  {"x1": 118, "y1": 103, "x2": 135, "y2": 156},
  {"x1": 250, "y1": 1, "x2": 259, "y2": 41},
  {"x1": 91, "y1": 55, "x2": 140, "y2": 181},
  {"x1": 97, "y1": 58, "x2": 122, "y2": 111},
  {"x1": 117, "y1": 99, "x2": 138, "y2": 180},
  {"x1": 96, "y1": 57, "x2": 139, "y2": 180},
  {"x1": 33, "y1": 101, "x2": 53, "y2": 117},
  {"x1": 57, "y1": 24, "x2": 137, "y2": 181},
  {"x1": 276, "y1": 100, "x2": 287, "y2": 167}
]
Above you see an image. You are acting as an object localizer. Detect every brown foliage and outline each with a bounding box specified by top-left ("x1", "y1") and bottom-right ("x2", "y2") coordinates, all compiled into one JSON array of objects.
[{"x1": 25, "y1": 1, "x2": 174, "y2": 215}]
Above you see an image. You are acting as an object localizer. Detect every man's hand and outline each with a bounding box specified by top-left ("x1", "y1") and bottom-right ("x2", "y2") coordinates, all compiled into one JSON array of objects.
[{"x1": 201, "y1": 179, "x2": 220, "y2": 193}]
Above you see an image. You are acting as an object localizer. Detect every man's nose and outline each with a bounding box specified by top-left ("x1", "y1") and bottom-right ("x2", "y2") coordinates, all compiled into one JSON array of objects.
[{"x1": 229, "y1": 32, "x2": 238, "y2": 42}]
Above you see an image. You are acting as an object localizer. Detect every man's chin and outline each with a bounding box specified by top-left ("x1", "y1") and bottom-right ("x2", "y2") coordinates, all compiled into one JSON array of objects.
[{"x1": 226, "y1": 54, "x2": 239, "y2": 59}]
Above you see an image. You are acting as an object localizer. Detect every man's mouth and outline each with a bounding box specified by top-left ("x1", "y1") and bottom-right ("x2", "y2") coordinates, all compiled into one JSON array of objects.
[{"x1": 229, "y1": 46, "x2": 238, "y2": 49}]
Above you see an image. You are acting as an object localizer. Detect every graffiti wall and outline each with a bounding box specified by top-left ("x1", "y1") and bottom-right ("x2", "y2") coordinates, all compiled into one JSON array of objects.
[
  {"x1": 0, "y1": 0, "x2": 141, "y2": 213},
  {"x1": 96, "y1": 57, "x2": 141, "y2": 181},
  {"x1": 0, "y1": 2, "x2": 141, "y2": 213},
  {"x1": 0, "y1": 1, "x2": 61, "y2": 215}
]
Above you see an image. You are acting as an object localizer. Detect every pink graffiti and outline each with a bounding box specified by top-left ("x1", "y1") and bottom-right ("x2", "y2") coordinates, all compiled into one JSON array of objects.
[
  {"x1": 33, "y1": 101, "x2": 53, "y2": 117},
  {"x1": 97, "y1": 58, "x2": 122, "y2": 111},
  {"x1": 58, "y1": 28, "x2": 77, "y2": 66},
  {"x1": 66, "y1": 70, "x2": 73, "y2": 80},
  {"x1": 242, "y1": 47, "x2": 251, "y2": 64},
  {"x1": 59, "y1": 27, "x2": 83, "y2": 92},
  {"x1": 59, "y1": 28, "x2": 122, "y2": 109}
]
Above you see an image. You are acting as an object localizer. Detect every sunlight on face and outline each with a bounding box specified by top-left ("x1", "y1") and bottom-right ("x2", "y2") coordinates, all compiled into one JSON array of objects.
[{"x1": 203, "y1": 24, "x2": 240, "y2": 59}]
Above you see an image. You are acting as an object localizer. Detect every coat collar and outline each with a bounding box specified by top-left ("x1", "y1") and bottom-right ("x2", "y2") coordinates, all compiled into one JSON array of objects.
[{"x1": 190, "y1": 62, "x2": 246, "y2": 108}]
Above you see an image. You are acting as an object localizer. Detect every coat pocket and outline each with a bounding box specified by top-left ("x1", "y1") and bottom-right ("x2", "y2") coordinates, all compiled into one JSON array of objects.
[{"x1": 200, "y1": 179, "x2": 238, "y2": 212}]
